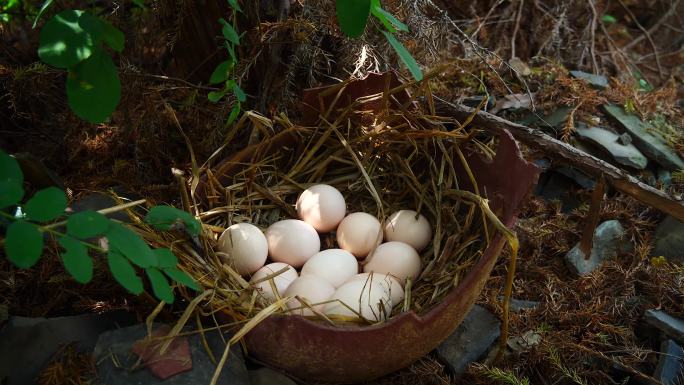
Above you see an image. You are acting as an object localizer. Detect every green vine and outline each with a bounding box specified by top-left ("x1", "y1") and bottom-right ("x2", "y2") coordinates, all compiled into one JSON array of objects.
[
  {"x1": 0, "y1": 150, "x2": 200, "y2": 304},
  {"x1": 336, "y1": 0, "x2": 423, "y2": 81},
  {"x1": 208, "y1": 0, "x2": 245, "y2": 125}
]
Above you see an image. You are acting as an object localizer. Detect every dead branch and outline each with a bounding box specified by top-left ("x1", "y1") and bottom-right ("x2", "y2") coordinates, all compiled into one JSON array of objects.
[{"x1": 435, "y1": 97, "x2": 684, "y2": 222}]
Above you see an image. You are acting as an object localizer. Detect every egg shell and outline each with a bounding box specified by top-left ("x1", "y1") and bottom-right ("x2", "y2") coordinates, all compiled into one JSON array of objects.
[
  {"x1": 324, "y1": 279, "x2": 392, "y2": 321},
  {"x1": 249, "y1": 262, "x2": 298, "y2": 302},
  {"x1": 265, "y1": 219, "x2": 321, "y2": 268},
  {"x1": 301, "y1": 249, "x2": 358, "y2": 288},
  {"x1": 346, "y1": 273, "x2": 404, "y2": 306},
  {"x1": 336, "y1": 212, "x2": 382, "y2": 258},
  {"x1": 217, "y1": 223, "x2": 268, "y2": 275},
  {"x1": 285, "y1": 275, "x2": 336, "y2": 316},
  {"x1": 384, "y1": 210, "x2": 432, "y2": 251},
  {"x1": 363, "y1": 241, "x2": 421, "y2": 286},
  {"x1": 296, "y1": 184, "x2": 346, "y2": 232}
]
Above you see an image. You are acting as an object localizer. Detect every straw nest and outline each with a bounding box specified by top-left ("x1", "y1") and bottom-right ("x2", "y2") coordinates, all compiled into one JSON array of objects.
[{"x1": 167, "y1": 77, "x2": 512, "y2": 329}]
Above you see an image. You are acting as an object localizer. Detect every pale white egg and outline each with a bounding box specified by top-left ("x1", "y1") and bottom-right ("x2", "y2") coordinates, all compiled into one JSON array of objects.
[
  {"x1": 324, "y1": 279, "x2": 392, "y2": 321},
  {"x1": 384, "y1": 210, "x2": 432, "y2": 251},
  {"x1": 249, "y1": 262, "x2": 298, "y2": 302},
  {"x1": 336, "y1": 212, "x2": 382, "y2": 258},
  {"x1": 265, "y1": 219, "x2": 321, "y2": 268},
  {"x1": 217, "y1": 223, "x2": 268, "y2": 275},
  {"x1": 346, "y1": 273, "x2": 405, "y2": 306},
  {"x1": 296, "y1": 184, "x2": 346, "y2": 232},
  {"x1": 285, "y1": 275, "x2": 336, "y2": 316},
  {"x1": 363, "y1": 241, "x2": 421, "y2": 286},
  {"x1": 301, "y1": 249, "x2": 358, "y2": 288}
]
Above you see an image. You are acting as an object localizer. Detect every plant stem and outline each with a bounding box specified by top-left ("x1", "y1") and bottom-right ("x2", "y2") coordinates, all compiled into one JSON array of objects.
[{"x1": 43, "y1": 198, "x2": 147, "y2": 231}]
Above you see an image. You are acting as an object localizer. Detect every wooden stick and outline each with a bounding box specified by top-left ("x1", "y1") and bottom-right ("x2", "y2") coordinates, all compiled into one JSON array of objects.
[
  {"x1": 435, "y1": 97, "x2": 684, "y2": 222},
  {"x1": 580, "y1": 178, "x2": 605, "y2": 258}
]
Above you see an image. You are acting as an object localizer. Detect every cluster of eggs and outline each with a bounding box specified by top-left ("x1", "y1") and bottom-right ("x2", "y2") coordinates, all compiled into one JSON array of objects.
[{"x1": 217, "y1": 184, "x2": 431, "y2": 322}]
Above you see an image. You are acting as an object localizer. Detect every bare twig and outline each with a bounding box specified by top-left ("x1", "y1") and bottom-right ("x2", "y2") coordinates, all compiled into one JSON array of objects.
[
  {"x1": 622, "y1": 0, "x2": 682, "y2": 50},
  {"x1": 617, "y1": 0, "x2": 665, "y2": 80},
  {"x1": 510, "y1": 0, "x2": 525, "y2": 59},
  {"x1": 587, "y1": 0, "x2": 600, "y2": 74}
]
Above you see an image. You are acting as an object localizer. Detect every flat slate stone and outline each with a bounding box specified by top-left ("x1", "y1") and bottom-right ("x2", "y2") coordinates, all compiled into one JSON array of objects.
[
  {"x1": 249, "y1": 367, "x2": 297, "y2": 385},
  {"x1": 654, "y1": 340, "x2": 684, "y2": 385},
  {"x1": 0, "y1": 314, "x2": 120, "y2": 385},
  {"x1": 570, "y1": 70, "x2": 609, "y2": 88},
  {"x1": 644, "y1": 310, "x2": 684, "y2": 344},
  {"x1": 565, "y1": 220, "x2": 630, "y2": 276},
  {"x1": 435, "y1": 305, "x2": 501, "y2": 375},
  {"x1": 576, "y1": 126, "x2": 647, "y2": 169},
  {"x1": 652, "y1": 216, "x2": 684, "y2": 265},
  {"x1": 603, "y1": 104, "x2": 684, "y2": 170},
  {"x1": 94, "y1": 323, "x2": 249, "y2": 385}
]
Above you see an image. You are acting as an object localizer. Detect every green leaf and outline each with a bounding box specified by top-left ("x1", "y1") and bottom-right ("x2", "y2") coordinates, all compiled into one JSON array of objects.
[
  {"x1": 163, "y1": 267, "x2": 200, "y2": 291},
  {"x1": 106, "y1": 222, "x2": 156, "y2": 267},
  {"x1": 371, "y1": 0, "x2": 408, "y2": 32},
  {"x1": 227, "y1": 0, "x2": 242, "y2": 12},
  {"x1": 0, "y1": 150, "x2": 23, "y2": 184},
  {"x1": 228, "y1": 80, "x2": 246, "y2": 102},
  {"x1": 58, "y1": 235, "x2": 93, "y2": 283},
  {"x1": 66, "y1": 48, "x2": 121, "y2": 123},
  {"x1": 208, "y1": 89, "x2": 227, "y2": 103},
  {"x1": 0, "y1": 180, "x2": 24, "y2": 209},
  {"x1": 38, "y1": 10, "x2": 93, "y2": 69},
  {"x1": 5, "y1": 221, "x2": 43, "y2": 269},
  {"x1": 24, "y1": 186, "x2": 67, "y2": 221},
  {"x1": 33, "y1": 0, "x2": 55, "y2": 28},
  {"x1": 67, "y1": 210, "x2": 110, "y2": 239},
  {"x1": 78, "y1": 12, "x2": 125, "y2": 52},
  {"x1": 209, "y1": 60, "x2": 232, "y2": 84},
  {"x1": 218, "y1": 18, "x2": 240, "y2": 45},
  {"x1": 107, "y1": 250, "x2": 143, "y2": 295},
  {"x1": 145, "y1": 206, "x2": 201, "y2": 235},
  {"x1": 226, "y1": 43, "x2": 237, "y2": 63},
  {"x1": 335, "y1": 0, "x2": 371, "y2": 38},
  {"x1": 132, "y1": 0, "x2": 146, "y2": 8},
  {"x1": 153, "y1": 248, "x2": 178, "y2": 268},
  {"x1": 226, "y1": 103, "x2": 241, "y2": 125},
  {"x1": 146, "y1": 267, "x2": 174, "y2": 303},
  {"x1": 382, "y1": 31, "x2": 423, "y2": 81},
  {"x1": 601, "y1": 14, "x2": 617, "y2": 24}
]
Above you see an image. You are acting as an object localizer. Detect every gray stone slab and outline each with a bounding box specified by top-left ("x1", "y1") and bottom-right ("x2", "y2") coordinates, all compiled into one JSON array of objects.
[
  {"x1": 570, "y1": 70, "x2": 609, "y2": 88},
  {"x1": 94, "y1": 323, "x2": 249, "y2": 385},
  {"x1": 0, "y1": 314, "x2": 119, "y2": 385},
  {"x1": 435, "y1": 305, "x2": 501, "y2": 375},
  {"x1": 654, "y1": 340, "x2": 684, "y2": 385},
  {"x1": 603, "y1": 104, "x2": 684, "y2": 170},
  {"x1": 652, "y1": 216, "x2": 684, "y2": 265},
  {"x1": 565, "y1": 220, "x2": 630, "y2": 276},
  {"x1": 249, "y1": 367, "x2": 297, "y2": 385},
  {"x1": 644, "y1": 310, "x2": 684, "y2": 344},
  {"x1": 576, "y1": 126, "x2": 648, "y2": 169}
]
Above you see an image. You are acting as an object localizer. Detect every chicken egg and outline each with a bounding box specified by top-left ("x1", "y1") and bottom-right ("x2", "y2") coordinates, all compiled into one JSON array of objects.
[
  {"x1": 300, "y1": 249, "x2": 358, "y2": 288},
  {"x1": 324, "y1": 279, "x2": 392, "y2": 321},
  {"x1": 346, "y1": 273, "x2": 405, "y2": 306},
  {"x1": 265, "y1": 219, "x2": 321, "y2": 268},
  {"x1": 336, "y1": 212, "x2": 382, "y2": 258},
  {"x1": 285, "y1": 275, "x2": 335, "y2": 316},
  {"x1": 249, "y1": 262, "x2": 298, "y2": 302},
  {"x1": 363, "y1": 241, "x2": 421, "y2": 286},
  {"x1": 384, "y1": 210, "x2": 432, "y2": 251},
  {"x1": 296, "y1": 184, "x2": 346, "y2": 232},
  {"x1": 217, "y1": 223, "x2": 268, "y2": 275}
]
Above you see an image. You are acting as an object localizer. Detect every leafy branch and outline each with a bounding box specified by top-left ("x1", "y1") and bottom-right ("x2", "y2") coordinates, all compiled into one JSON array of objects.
[
  {"x1": 1, "y1": 150, "x2": 200, "y2": 304},
  {"x1": 35, "y1": 1, "x2": 123, "y2": 123},
  {"x1": 336, "y1": 0, "x2": 423, "y2": 81},
  {"x1": 208, "y1": 0, "x2": 245, "y2": 126}
]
